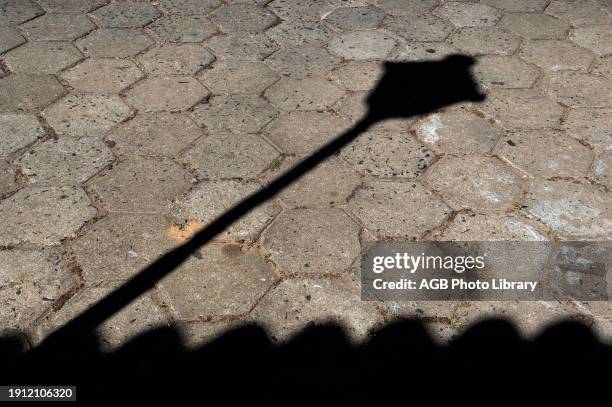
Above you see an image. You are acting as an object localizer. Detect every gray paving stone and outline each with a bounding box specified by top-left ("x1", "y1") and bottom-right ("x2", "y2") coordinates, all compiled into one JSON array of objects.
[
  {"x1": 266, "y1": 20, "x2": 332, "y2": 47},
  {"x1": 0, "y1": 160, "x2": 17, "y2": 196},
  {"x1": 0, "y1": 113, "x2": 45, "y2": 156},
  {"x1": 19, "y1": 13, "x2": 95, "y2": 41},
  {"x1": 563, "y1": 108, "x2": 612, "y2": 151},
  {"x1": 394, "y1": 41, "x2": 459, "y2": 61},
  {"x1": 334, "y1": 91, "x2": 368, "y2": 123},
  {"x1": 383, "y1": 14, "x2": 453, "y2": 42},
  {"x1": 88, "y1": 156, "x2": 194, "y2": 213},
  {"x1": 518, "y1": 40, "x2": 594, "y2": 71},
  {"x1": 472, "y1": 56, "x2": 539, "y2": 89},
  {"x1": 523, "y1": 178, "x2": 611, "y2": 239},
  {"x1": 60, "y1": 59, "x2": 144, "y2": 93},
  {"x1": 592, "y1": 56, "x2": 612, "y2": 78},
  {"x1": 426, "y1": 156, "x2": 525, "y2": 211},
  {"x1": 499, "y1": 13, "x2": 570, "y2": 40},
  {"x1": 448, "y1": 27, "x2": 521, "y2": 56},
  {"x1": 268, "y1": 0, "x2": 336, "y2": 21},
  {"x1": 543, "y1": 72, "x2": 612, "y2": 108},
  {"x1": 327, "y1": 30, "x2": 398, "y2": 60},
  {"x1": 38, "y1": 0, "x2": 109, "y2": 14},
  {"x1": 4, "y1": 42, "x2": 83, "y2": 74},
  {"x1": 176, "y1": 320, "x2": 242, "y2": 348},
  {"x1": 204, "y1": 33, "x2": 278, "y2": 61},
  {"x1": 182, "y1": 134, "x2": 279, "y2": 179},
  {"x1": 192, "y1": 95, "x2": 277, "y2": 133},
  {"x1": 157, "y1": 0, "x2": 222, "y2": 15},
  {"x1": 264, "y1": 77, "x2": 344, "y2": 112},
  {"x1": 0, "y1": 26, "x2": 25, "y2": 53},
  {"x1": 211, "y1": 4, "x2": 279, "y2": 34},
  {"x1": 76, "y1": 29, "x2": 155, "y2": 58},
  {"x1": 170, "y1": 180, "x2": 280, "y2": 241},
  {"x1": 330, "y1": 61, "x2": 383, "y2": 92},
  {"x1": 159, "y1": 244, "x2": 277, "y2": 319},
  {"x1": 197, "y1": 60, "x2": 278, "y2": 94},
  {"x1": 434, "y1": 2, "x2": 501, "y2": 27},
  {"x1": 137, "y1": 44, "x2": 215, "y2": 76},
  {"x1": 348, "y1": 180, "x2": 450, "y2": 238},
  {"x1": 125, "y1": 77, "x2": 210, "y2": 113},
  {"x1": 43, "y1": 94, "x2": 132, "y2": 138},
  {"x1": 570, "y1": 25, "x2": 612, "y2": 56},
  {"x1": 439, "y1": 212, "x2": 548, "y2": 241},
  {"x1": 265, "y1": 45, "x2": 341, "y2": 78},
  {"x1": 323, "y1": 6, "x2": 386, "y2": 31},
  {"x1": 482, "y1": 0, "x2": 550, "y2": 12},
  {"x1": 371, "y1": 0, "x2": 439, "y2": 16},
  {"x1": 0, "y1": 0, "x2": 44, "y2": 26},
  {"x1": 90, "y1": 1, "x2": 162, "y2": 28},
  {"x1": 17, "y1": 137, "x2": 114, "y2": 185},
  {"x1": 105, "y1": 113, "x2": 203, "y2": 158},
  {"x1": 146, "y1": 15, "x2": 217, "y2": 43},
  {"x1": 546, "y1": 0, "x2": 612, "y2": 26},
  {"x1": 590, "y1": 154, "x2": 610, "y2": 188},
  {"x1": 0, "y1": 74, "x2": 66, "y2": 113},
  {"x1": 0, "y1": 185, "x2": 97, "y2": 246}
]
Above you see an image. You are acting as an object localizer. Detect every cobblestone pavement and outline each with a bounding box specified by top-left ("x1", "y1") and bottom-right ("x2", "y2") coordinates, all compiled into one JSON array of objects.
[{"x1": 1, "y1": 0, "x2": 611, "y2": 350}]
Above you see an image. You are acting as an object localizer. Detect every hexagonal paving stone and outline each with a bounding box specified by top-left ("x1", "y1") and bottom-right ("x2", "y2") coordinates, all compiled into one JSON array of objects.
[
  {"x1": 4, "y1": 42, "x2": 83, "y2": 75},
  {"x1": 126, "y1": 77, "x2": 209, "y2": 113},
  {"x1": 592, "y1": 56, "x2": 612, "y2": 78},
  {"x1": 137, "y1": 44, "x2": 215, "y2": 76},
  {"x1": 263, "y1": 208, "x2": 360, "y2": 274},
  {"x1": 0, "y1": 249, "x2": 78, "y2": 331},
  {"x1": 371, "y1": 0, "x2": 439, "y2": 16},
  {"x1": 159, "y1": 244, "x2": 276, "y2": 319},
  {"x1": 563, "y1": 108, "x2": 612, "y2": 151},
  {"x1": 264, "y1": 77, "x2": 344, "y2": 112},
  {"x1": 448, "y1": 28, "x2": 521, "y2": 56},
  {"x1": 269, "y1": 0, "x2": 336, "y2": 21},
  {"x1": 590, "y1": 154, "x2": 610, "y2": 187},
  {"x1": 43, "y1": 94, "x2": 132, "y2": 138},
  {"x1": 0, "y1": 75, "x2": 66, "y2": 113},
  {"x1": 522, "y1": 179, "x2": 611, "y2": 239},
  {"x1": 331, "y1": 61, "x2": 384, "y2": 91},
  {"x1": 0, "y1": 160, "x2": 17, "y2": 196},
  {"x1": 570, "y1": 25, "x2": 612, "y2": 56},
  {"x1": 0, "y1": 0, "x2": 43, "y2": 26},
  {"x1": 499, "y1": 13, "x2": 569, "y2": 40},
  {"x1": 211, "y1": 4, "x2": 279, "y2": 34},
  {"x1": 546, "y1": 0, "x2": 612, "y2": 26},
  {"x1": 192, "y1": 95, "x2": 277, "y2": 133},
  {"x1": 414, "y1": 111, "x2": 501, "y2": 155},
  {"x1": 90, "y1": 1, "x2": 161, "y2": 28},
  {"x1": 157, "y1": 0, "x2": 221, "y2": 15},
  {"x1": 17, "y1": 137, "x2": 114, "y2": 185},
  {"x1": 76, "y1": 29, "x2": 155, "y2": 58},
  {"x1": 69, "y1": 213, "x2": 178, "y2": 285},
  {"x1": 60, "y1": 59, "x2": 144, "y2": 93},
  {"x1": 266, "y1": 20, "x2": 332, "y2": 47},
  {"x1": 251, "y1": 278, "x2": 380, "y2": 342},
  {"x1": 182, "y1": 134, "x2": 279, "y2": 180},
  {"x1": 335, "y1": 91, "x2": 370, "y2": 122},
  {"x1": 348, "y1": 180, "x2": 449, "y2": 239},
  {"x1": 266, "y1": 45, "x2": 341, "y2": 78},
  {"x1": 394, "y1": 41, "x2": 459, "y2": 61},
  {"x1": 19, "y1": 13, "x2": 95, "y2": 41},
  {"x1": 498, "y1": 130, "x2": 593, "y2": 178},
  {"x1": 472, "y1": 56, "x2": 539, "y2": 89},
  {"x1": 327, "y1": 30, "x2": 398, "y2": 60},
  {"x1": 426, "y1": 156, "x2": 525, "y2": 211},
  {"x1": 0, "y1": 113, "x2": 45, "y2": 156},
  {"x1": 146, "y1": 15, "x2": 217, "y2": 43},
  {"x1": 197, "y1": 60, "x2": 278, "y2": 94},
  {"x1": 439, "y1": 212, "x2": 548, "y2": 241},
  {"x1": 478, "y1": 88, "x2": 564, "y2": 129},
  {"x1": 105, "y1": 113, "x2": 202, "y2": 158},
  {"x1": 518, "y1": 40, "x2": 594, "y2": 71},
  {"x1": 204, "y1": 33, "x2": 278, "y2": 61},
  {"x1": 434, "y1": 2, "x2": 501, "y2": 27},
  {"x1": 0, "y1": 185, "x2": 97, "y2": 246},
  {"x1": 0, "y1": 27, "x2": 25, "y2": 53},
  {"x1": 323, "y1": 6, "x2": 385, "y2": 31},
  {"x1": 170, "y1": 180, "x2": 280, "y2": 241},
  {"x1": 264, "y1": 111, "x2": 350, "y2": 154},
  {"x1": 38, "y1": 0, "x2": 109, "y2": 14},
  {"x1": 482, "y1": 0, "x2": 550, "y2": 12},
  {"x1": 383, "y1": 15, "x2": 453, "y2": 42},
  {"x1": 543, "y1": 72, "x2": 612, "y2": 108}
]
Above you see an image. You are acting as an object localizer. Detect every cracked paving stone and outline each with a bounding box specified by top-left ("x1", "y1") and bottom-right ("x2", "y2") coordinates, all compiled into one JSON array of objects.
[
  {"x1": 204, "y1": 33, "x2": 278, "y2": 61},
  {"x1": 0, "y1": 249, "x2": 78, "y2": 332},
  {"x1": 0, "y1": 0, "x2": 44, "y2": 26},
  {"x1": 348, "y1": 180, "x2": 450, "y2": 239},
  {"x1": 90, "y1": 1, "x2": 161, "y2": 28},
  {"x1": 448, "y1": 27, "x2": 521, "y2": 56},
  {"x1": 335, "y1": 91, "x2": 369, "y2": 122},
  {"x1": 518, "y1": 40, "x2": 594, "y2": 72},
  {"x1": 70, "y1": 213, "x2": 178, "y2": 284},
  {"x1": 440, "y1": 212, "x2": 548, "y2": 241},
  {"x1": 523, "y1": 178, "x2": 611, "y2": 239},
  {"x1": 383, "y1": 15, "x2": 453, "y2": 42},
  {"x1": 327, "y1": 30, "x2": 398, "y2": 61},
  {"x1": 266, "y1": 20, "x2": 332, "y2": 47},
  {"x1": 182, "y1": 134, "x2": 279, "y2": 180},
  {"x1": 371, "y1": 0, "x2": 439, "y2": 16},
  {"x1": 251, "y1": 278, "x2": 380, "y2": 342},
  {"x1": 38, "y1": 0, "x2": 109, "y2": 14},
  {"x1": 590, "y1": 154, "x2": 610, "y2": 188},
  {"x1": 570, "y1": 25, "x2": 612, "y2": 57},
  {"x1": 414, "y1": 111, "x2": 501, "y2": 155},
  {"x1": 106, "y1": 113, "x2": 202, "y2": 158},
  {"x1": 478, "y1": 88, "x2": 564, "y2": 129},
  {"x1": 157, "y1": 0, "x2": 221, "y2": 15},
  {"x1": 434, "y1": 2, "x2": 501, "y2": 27},
  {"x1": 472, "y1": 56, "x2": 539, "y2": 89},
  {"x1": 76, "y1": 29, "x2": 154, "y2": 58},
  {"x1": 4, "y1": 42, "x2": 83, "y2": 75},
  {"x1": 499, "y1": 13, "x2": 569, "y2": 40},
  {"x1": 126, "y1": 77, "x2": 209, "y2": 113},
  {"x1": 546, "y1": 0, "x2": 612, "y2": 27},
  {"x1": 563, "y1": 108, "x2": 612, "y2": 152},
  {"x1": 171, "y1": 180, "x2": 280, "y2": 241},
  {"x1": 197, "y1": 60, "x2": 278, "y2": 94},
  {"x1": 263, "y1": 208, "x2": 361, "y2": 274},
  {"x1": 159, "y1": 244, "x2": 276, "y2": 319},
  {"x1": 146, "y1": 15, "x2": 217, "y2": 43},
  {"x1": 394, "y1": 41, "x2": 459, "y2": 61},
  {"x1": 268, "y1": 0, "x2": 336, "y2": 22},
  {"x1": 482, "y1": 0, "x2": 550, "y2": 13},
  {"x1": 0, "y1": 74, "x2": 66, "y2": 113},
  {"x1": 43, "y1": 94, "x2": 132, "y2": 138},
  {"x1": 543, "y1": 72, "x2": 612, "y2": 108},
  {"x1": 60, "y1": 59, "x2": 143, "y2": 94},
  {"x1": 0, "y1": 113, "x2": 45, "y2": 156},
  {"x1": 265, "y1": 45, "x2": 341, "y2": 78},
  {"x1": 264, "y1": 77, "x2": 344, "y2": 112},
  {"x1": 19, "y1": 13, "x2": 95, "y2": 41},
  {"x1": 427, "y1": 156, "x2": 524, "y2": 211},
  {"x1": 323, "y1": 6, "x2": 386, "y2": 31},
  {"x1": 137, "y1": 44, "x2": 215, "y2": 76},
  {"x1": 331, "y1": 61, "x2": 384, "y2": 91},
  {"x1": 0, "y1": 185, "x2": 97, "y2": 246},
  {"x1": 88, "y1": 157, "x2": 194, "y2": 213},
  {"x1": 264, "y1": 111, "x2": 350, "y2": 154},
  {"x1": 498, "y1": 129, "x2": 593, "y2": 178},
  {"x1": 211, "y1": 4, "x2": 279, "y2": 35},
  {"x1": 192, "y1": 95, "x2": 276, "y2": 133},
  {"x1": 17, "y1": 137, "x2": 115, "y2": 185},
  {"x1": 0, "y1": 160, "x2": 17, "y2": 196},
  {"x1": 0, "y1": 27, "x2": 25, "y2": 53}
]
